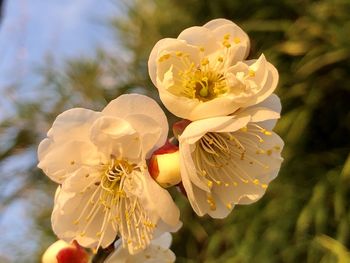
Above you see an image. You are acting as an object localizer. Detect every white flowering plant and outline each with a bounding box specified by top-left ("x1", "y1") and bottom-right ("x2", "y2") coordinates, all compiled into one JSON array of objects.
[{"x1": 40, "y1": 19, "x2": 283, "y2": 262}]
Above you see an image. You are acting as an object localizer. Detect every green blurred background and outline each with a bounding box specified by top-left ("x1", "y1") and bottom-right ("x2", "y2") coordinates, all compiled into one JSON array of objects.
[{"x1": 1, "y1": 0, "x2": 350, "y2": 262}]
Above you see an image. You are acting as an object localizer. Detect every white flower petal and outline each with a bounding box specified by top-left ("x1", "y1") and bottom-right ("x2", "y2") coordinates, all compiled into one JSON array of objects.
[
  {"x1": 37, "y1": 138, "x2": 53, "y2": 163},
  {"x1": 105, "y1": 234, "x2": 176, "y2": 263},
  {"x1": 52, "y1": 186, "x2": 117, "y2": 249},
  {"x1": 226, "y1": 55, "x2": 269, "y2": 105},
  {"x1": 47, "y1": 108, "x2": 100, "y2": 142},
  {"x1": 148, "y1": 38, "x2": 194, "y2": 86},
  {"x1": 150, "y1": 232, "x2": 172, "y2": 249},
  {"x1": 179, "y1": 142, "x2": 209, "y2": 192},
  {"x1": 62, "y1": 167, "x2": 100, "y2": 193},
  {"x1": 209, "y1": 20, "x2": 250, "y2": 62},
  {"x1": 136, "y1": 171, "x2": 181, "y2": 229},
  {"x1": 178, "y1": 26, "x2": 221, "y2": 55},
  {"x1": 157, "y1": 90, "x2": 200, "y2": 120},
  {"x1": 251, "y1": 61, "x2": 279, "y2": 106},
  {"x1": 124, "y1": 114, "x2": 163, "y2": 158},
  {"x1": 184, "y1": 96, "x2": 241, "y2": 121},
  {"x1": 237, "y1": 94, "x2": 281, "y2": 130},
  {"x1": 256, "y1": 93, "x2": 281, "y2": 113},
  {"x1": 237, "y1": 107, "x2": 280, "y2": 124},
  {"x1": 203, "y1": 18, "x2": 236, "y2": 30},
  {"x1": 180, "y1": 115, "x2": 250, "y2": 143},
  {"x1": 178, "y1": 147, "x2": 206, "y2": 216},
  {"x1": 246, "y1": 54, "x2": 269, "y2": 85},
  {"x1": 38, "y1": 140, "x2": 101, "y2": 183},
  {"x1": 90, "y1": 116, "x2": 141, "y2": 161},
  {"x1": 102, "y1": 94, "x2": 168, "y2": 152}
]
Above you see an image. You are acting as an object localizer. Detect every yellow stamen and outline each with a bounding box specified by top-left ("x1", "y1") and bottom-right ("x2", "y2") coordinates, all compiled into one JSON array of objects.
[{"x1": 233, "y1": 37, "x2": 241, "y2": 44}]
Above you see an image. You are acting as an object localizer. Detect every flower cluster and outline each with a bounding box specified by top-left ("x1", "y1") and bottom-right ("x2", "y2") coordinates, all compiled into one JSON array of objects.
[{"x1": 40, "y1": 19, "x2": 284, "y2": 262}]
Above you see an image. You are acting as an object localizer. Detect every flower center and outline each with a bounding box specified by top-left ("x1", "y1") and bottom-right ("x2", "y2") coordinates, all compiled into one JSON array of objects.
[
  {"x1": 158, "y1": 33, "x2": 249, "y2": 102},
  {"x1": 158, "y1": 50, "x2": 229, "y2": 101},
  {"x1": 100, "y1": 159, "x2": 134, "y2": 195},
  {"x1": 73, "y1": 158, "x2": 156, "y2": 254},
  {"x1": 179, "y1": 62, "x2": 227, "y2": 101}
]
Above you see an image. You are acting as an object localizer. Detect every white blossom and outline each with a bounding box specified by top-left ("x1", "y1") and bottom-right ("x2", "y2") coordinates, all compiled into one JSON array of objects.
[
  {"x1": 148, "y1": 18, "x2": 278, "y2": 120},
  {"x1": 178, "y1": 95, "x2": 284, "y2": 218},
  {"x1": 38, "y1": 94, "x2": 181, "y2": 254}
]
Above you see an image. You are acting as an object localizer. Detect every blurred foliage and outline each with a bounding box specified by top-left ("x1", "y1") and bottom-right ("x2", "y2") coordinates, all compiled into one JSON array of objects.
[{"x1": 1, "y1": 0, "x2": 350, "y2": 262}]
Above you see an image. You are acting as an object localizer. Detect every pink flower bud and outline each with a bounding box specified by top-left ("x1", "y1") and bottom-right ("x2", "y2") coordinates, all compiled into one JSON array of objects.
[
  {"x1": 149, "y1": 141, "x2": 181, "y2": 188},
  {"x1": 42, "y1": 240, "x2": 88, "y2": 263}
]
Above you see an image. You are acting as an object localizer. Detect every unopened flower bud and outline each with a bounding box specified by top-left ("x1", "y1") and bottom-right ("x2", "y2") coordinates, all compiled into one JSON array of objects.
[
  {"x1": 149, "y1": 141, "x2": 181, "y2": 188},
  {"x1": 172, "y1": 119, "x2": 191, "y2": 139},
  {"x1": 42, "y1": 240, "x2": 88, "y2": 263}
]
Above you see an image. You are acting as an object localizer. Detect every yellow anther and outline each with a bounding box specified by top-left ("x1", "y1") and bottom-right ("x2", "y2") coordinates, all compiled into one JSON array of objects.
[
  {"x1": 176, "y1": 51, "x2": 183, "y2": 57},
  {"x1": 261, "y1": 184, "x2": 268, "y2": 189},
  {"x1": 223, "y1": 33, "x2": 230, "y2": 40},
  {"x1": 267, "y1": 150, "x2": 272, "y2": 156},
  {"x1": 253, "y1": 179, "x2": 260, "y2": 185},
  {"x1": 233, "y1": 37, "x2": 241, "y2": 44},
  {"x1": 233, "y1": 182, "x2": 238, "y2": 186},
  {"x1": 264, "y1": 130, "x2": 272, "y2": 136},
  {"x1": 223, "y1": 41, "x2": 231, "y2": 48},
  {"x1": 248, "y1": 69, "x2": 256, "y2": 77},
  {"x1": 80, "y1": 232, "x2": 86, "y2": 237},
  {"x1": 207, "y1": 196, "x2": 217, "y2": 211},
  {"x1": 216, "y1": 181, "x2": 222, "y2": 185},
  {"x1": 73, "y1": 220, "x2": 79, "y2": 225},
  {"x1": 201, "y1": 57, "x2": 209, "y2": 66},
  {"x1": 224, "y1": 183, "x2": 229, "y2": 187},
  {"x1": 96, "y1": 231, "x2": 102, "y2": 237},
  {"x1": 274, "y1": 145, "x2": 281, "y2": 150},
  {"x1": 226, "y1": 203, "x2": 233, "y2": 209},
  {"x1": 207, "y1": 181, "x2": 213, "y2": 188},
  {"x1": 70, "y1": 161, "x2": 75, "y2": 165},
  {"x1": 217, "y1": 56, "x2": 224, "y2": 62},
  {"x1": 158, "y1": 53, "x2": 170, "y2": 62},
  {"x1": 199, "y1": 46, "x2": 205, "y2": 52},
  {"x1": 240, "y1": 126, "x2": 248, "y2": 132}
]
